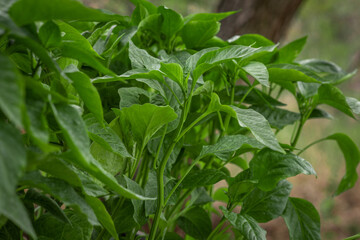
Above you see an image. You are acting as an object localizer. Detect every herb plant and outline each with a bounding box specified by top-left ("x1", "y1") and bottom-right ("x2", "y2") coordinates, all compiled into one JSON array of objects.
[{"x1": 0, "y1": 0, "x2": 359, "y2": 239}]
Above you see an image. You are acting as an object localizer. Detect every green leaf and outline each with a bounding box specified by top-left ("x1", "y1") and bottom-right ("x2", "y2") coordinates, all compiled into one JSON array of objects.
[
  {"x1": 229, "y1": 34, "x2": 274, "y2": 48},
  {"x1": 177, "y1": 206, "x2": 212, "y2": 240},
  {"x1": 128, "y1": 41, "x2": 161, "y2": 70},
  {"x1": 228, "y1": 180, "x2": 258, "y2": 203},
  {"x1": 282, "y1": 197, "x2": 320, "y2": 240},
  {"x1": 221, "y1": 207, "x2": 266, "y2": 240},
  {"x1": 118, "y1": 87, "x2": 150, "y2": 109},
  {"x1": 84, "y1": 195, "x2": 118, "y2": 240},
  {"x1": 184, "y1": 47, "x2": 219, "y2": 73},
  {"x1": 250, "y1": 149, "x2": 316, "y2": 191},
  {"x1": 324, "y1": 133, "x2": 360, "y2": 195},
  {"x1": 317, "y1": 84, "x2": 354, "y2": 118},
  {"x1": 268, "y1": 68, "x2": 321, "y2": 84},
  {"x1": 200, "y1": 135, "x2": 264, "y2": 161},
  {"x1": 20, "y1": 171, "x2": 99, "y2": 225},
  {"x1": 66, "y1": 69, "x2": 103, "y2": 123},
  {"x1": 346, "y1": 97, "x2": 360, "y2": 115},
  {"x1": 158, "y1": 6, "x2": 183, "y2": 38},
  {"x1": 0, "y1": 122, "x2": 35, "y2": 238},
  {"x1": 193, "y1": 44, "x2": 277, "y2": 81},
  {"x1": 9, "y1": 0, "x2": 128, "y2": 26},
  {"x1": 0, "y1": 54, "x2": 24, "y2": 128},
  {"x1": 123, "y1": 176, "x2": 146, "y2": 225},
  {"x1": 251, "y1": 105, "x2": 300, "y2": 130},
  {"x1": 120, "y1": 103, "x2": 177, "y2": 148},
  {"x1": 242, "y1": 61, "x2": 269, "y2": 87},
  {"x1": 190, "y1": 188, "x2": 213, "y2": 206},
  {"x1": 242, "y1": 180, "x2": 292, "y2": 222},
  {"x1": 181, "y1": 20, "x2": 220, "y2": 49},
  {"x1": 184, "y1": 11, "x2": 237, "y2": 23},
  {"x1": 160, "y1": 62, "x2": 184, "y2": 89},
  {"x1": 34, "y1": 210, "x2": 93, "y2": 240},
  {"x1": 50, "y1": 103, "x2": 151, "y2": 200},
  {"x1": 230, "y1": 106, "x2": 284, "y2": 153},
  {"x1": 276, "y1": 36, "x2": 307, "y2": 63},
  {"x1": 182, "y1": 169, "x2": 228, "y2": 188},
  {"x1": 25, "y1": 189, "x2": 70, "y2": 224},
  {"x1": 39, "y1": 21, "x2": 61, "y2": 48}
]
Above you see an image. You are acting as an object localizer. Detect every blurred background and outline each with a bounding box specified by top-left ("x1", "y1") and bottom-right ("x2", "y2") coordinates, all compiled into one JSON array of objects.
[{"x1": 83, "y1": 0, "x2": 360, "y2": 239}]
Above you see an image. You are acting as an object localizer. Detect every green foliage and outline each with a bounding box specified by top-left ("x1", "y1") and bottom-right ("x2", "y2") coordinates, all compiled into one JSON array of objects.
[{"x1": 0, "y1": 0, "x2": 359, "y2": 239}]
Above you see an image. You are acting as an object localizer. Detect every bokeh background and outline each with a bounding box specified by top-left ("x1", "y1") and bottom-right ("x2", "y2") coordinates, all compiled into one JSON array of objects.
[{"x1": 83, "y1": 1, "x2": 360, "y2": 239}]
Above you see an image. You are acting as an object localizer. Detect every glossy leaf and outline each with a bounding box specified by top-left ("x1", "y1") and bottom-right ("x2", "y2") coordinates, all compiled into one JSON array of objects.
[
  {"x1": 325, "y1": 133, "x2": 360, "y2": 195},
  {"x1": 158, "y1": 6, "x2": 183, "y2": 38},
  {"x1": 34, "y1": 210, "x2": 93, "y2": 240},
  {"x1": 9, "y1": 0, "x2": 127, "y2": 26},
  {"x1": 230, "y1": 106, "x2": 285, "y2": 153},
  {"x1": 184, "y1": 11, "x2": 237, "y2": 23},
  {"x1": 39, "y1": 21, "x2": 61, "y2": 48},
  {"x1": 181, "y1": 20, "x2": 220, "y2": 49},
  {"x1": 160, "y1": 62, "x2": 184, "y2": 89},
  {"x1": 51, "y1": 103, "x2": 151, "y2": 200},
  {"x1": 0, "y1": 54, "x2": 24, "y2": 128},
  {"x1": 346, "y1": 97, "x2": 360, "y2": 115},
  {"x1": 250, "y1": 149, "x2": 316, "y2": 191},
  {"x1": 0, "y1": 122, "x2": 35, "y2": 238},
  {"x1": 182, "y1": 169, "x2": 228, "y2": 188},
  {"x1": 66, "y1": 69, "x2": 103, "y2": 123},
  {"x1": 221, "y1": 207, "x2": 266, "y2": 240},
  {"x1": 120, "y1": 103, "x2": 177, "y2": 147},
  {"x1": 85, "y1": 195, "x2": 118, "y2": 240},
  {"x1": 129, "y1": 41, "x2": 161, "y2": 70},
  {"x1": 276, "y1": 36, "x2": 307, "y2": 63},
  {"x1": 177, "y1": 206, "x2": 212, "y2": 240},
  {"x1": 229, "y1": 34, "x2": 274, "y2": 47},
  {"x1": 242, "y1": 180, "x2": 292, "y2": 222},
  {"x1": 282, "y1": 197, "x2": 320, "y2": 240},
  {"x1": 200, "y1": 134, "x2": 264, "y2": 160},
  {"x1": 242, "y1": 61, "x2": 269, "y2": 87},
  {"x1": 318, "y1": 84, "x2": 354, "y2": 118}
]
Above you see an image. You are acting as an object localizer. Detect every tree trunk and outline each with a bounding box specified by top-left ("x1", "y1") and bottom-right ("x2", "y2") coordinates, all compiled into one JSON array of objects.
[{"x1": 216, "y1": 0, "x2": 304, "y2": 42}]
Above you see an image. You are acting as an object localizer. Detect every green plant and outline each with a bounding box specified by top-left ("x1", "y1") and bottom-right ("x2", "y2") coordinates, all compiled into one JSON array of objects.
[{"x1": 0, "y1": 0, "x2": 359, "y2": 239}]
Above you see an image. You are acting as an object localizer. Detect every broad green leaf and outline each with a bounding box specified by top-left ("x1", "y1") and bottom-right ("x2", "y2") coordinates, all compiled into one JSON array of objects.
[
  {"x1": 25, "y1": 189, "x2": 70, "y2": 224},
  {"x1": 268, "y1": 68, "x2": 321, "y2": 84},
  {"x1": 34, "y1": 210, "x2": 93, "y2": 240},
  {"x1": 229, "y1": 34, "x2": 274, "y2": 47},
  {"x1": 346, "y1": 97, "x2": 360, "y2": 115},
  {"x1": 282, "y1": 197, "x2": 320, "y2": 240},
  {"x1": 9, "y1": 0, "x2": 127, "y2": 26},
  {"x1": 276, "y1": 36, "x2": 307, "y2": 63},
  {"x1": 200, "y1": 135, "x2": 264, "y2": 161},
  {"x1": 181, "y1": 20, "x2": 220, "y2": 49},
  {"x1": 318, "y1": 84, "x2": 354, "y2": 118},
  {"x1": 0, "y1": 122, "x2": 35, "y2": 238},
  {"x1": 182, "y1": 169, "x2": 228, "y2": 188},
  {"x1": 251, "y1": 105, "x2": 300, "y2": 130},
  {"x1": 250, "y1": 149, "x2": 316, "y2": 191},
  {"x1": 39, "y1": 21, "x2": 61, "y2": 48},
  {"x1": 118, "y1": 87, "x2": 150, "y2": 109},
  {"x1": 20, "y1": 171, "x2": 99, "y2": 225},
  {"x1": 60, "y1": 44, "x2": 114, "y2": 76},
  {"x1": 309, "y1": 108, "x2": 333, "y2": 119},
  {"x1": 193, "y1": 80, "x2": 214, "y2": 96},
  {"x1": 92, "y1": 69, "x2": 164, "y2": 83},
  {"x1": 120, "y1": 103, "x2": 177, "y2": 147},
  {"x1": 66, "y1": 69, "x2": 103, "y2": 123},
  {"x1": 193, "y1": 44, "x2": 277, "y2": 81},
  {"x1": 228, "y1": 180, "x2": 258, "y2": 203},
  {"x1": 24, "y1": 96, "x2": 50, "y2": 149},
  {"x1": 190, "y1": 188, "x2": 213, "y2": 206},
  {"x1": 299, "y1": 59, "x2": 357, "y2": 84},
  {"x1": 57, "y1": 21, "x2": 102, "y2": 59},
  {"x1": 230, "y1": 106, "x2": 284, "y2": 153},
  {"x1": 184, "y1": 11, "x2": 237, "y2": 23},
  {"x1": 297, "y1": 82, "x2": 320, "y2": 98},
  {"x1": 242, "y1": 61, "x2": 269, "y2": 87},
  {"x1": 0, "y1": 54, "x2": 24, "y2": 128},
  {"x1": 129, "y1": 0, "x2": 157, "y2": 14},
  {"x1": 177, "y1": 206, "x2": 212, "y2": 240},
  {"x1": 90, "y1": 142, "x2": 126, "y2": 176},
  {"x1": 129, "y1": 41, "x2": 161, "y2": 70},
  {"x1": 242, "y1": 180, "x2": 292, "y2": 222},
  {"x1": 221, "y1": 207, "x2": 266, "y2": 240},
  {"x1": 160, "y1": 62, "x2": 184, "y2": 89},
  {"x1": 325, "y1": 133, "x2": 360, "y2": 195},
  {"x1": 123, "y1": 176, "x2": 146, "y2": 225},
  {"x1": 158, "y1": 6, "x2": 183, "y2": 38},
  {"x1": 184, "y1": 47, "x2": 219, "y2": 73},
  {"x1": 85, "y1": 195, "x2": 118, "y2": 240},
  {"x1": 51, "y1": 103, "x2": 151, "y2": 200}
]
